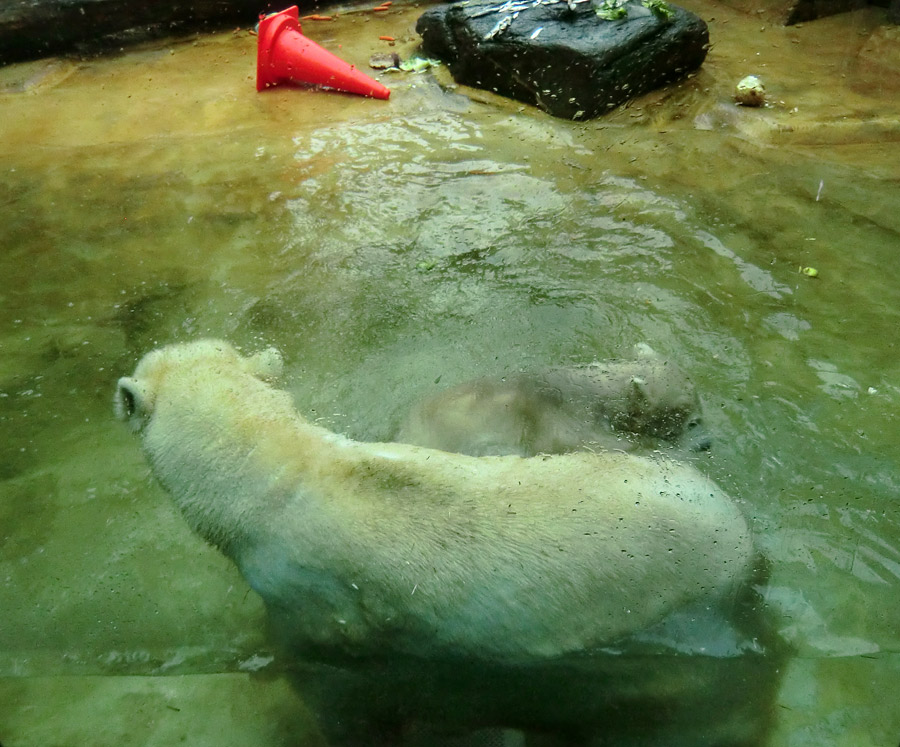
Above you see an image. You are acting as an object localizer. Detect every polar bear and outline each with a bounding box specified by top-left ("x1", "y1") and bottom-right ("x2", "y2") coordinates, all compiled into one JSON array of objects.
[
  {"x1": 397, "y1": 344, "x2": 709, "y2": 457},
  {"x1": 114, "y1": 339, "x2": 754, "y2": 742}
]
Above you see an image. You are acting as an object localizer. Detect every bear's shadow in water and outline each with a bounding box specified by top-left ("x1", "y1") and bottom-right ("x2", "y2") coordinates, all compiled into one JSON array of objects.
[{"x1": 277, "y1": 561, "x2": 788, "y2": 747}]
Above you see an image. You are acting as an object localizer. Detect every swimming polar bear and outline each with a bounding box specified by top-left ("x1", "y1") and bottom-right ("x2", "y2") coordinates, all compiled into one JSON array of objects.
[
  {"x1": 115, "y1": 339, "x2": 754, "y2": 740},
  {"x1": 397, "y1": 343, "x2": 709, "y2": 457}
]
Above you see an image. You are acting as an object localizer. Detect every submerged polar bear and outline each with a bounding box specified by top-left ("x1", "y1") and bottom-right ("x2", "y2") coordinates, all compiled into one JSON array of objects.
[
  {"x1": 397, "y1": 344, "x2": 709, "y2": 457},
  {"x1": 115, "y1": 340, "x2": 754, "y2": 741}
]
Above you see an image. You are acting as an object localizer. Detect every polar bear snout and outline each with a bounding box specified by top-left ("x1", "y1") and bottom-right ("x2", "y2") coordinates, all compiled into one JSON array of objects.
[{"x1": 114, "y1": 376, "x2": 152, "y2": 430}]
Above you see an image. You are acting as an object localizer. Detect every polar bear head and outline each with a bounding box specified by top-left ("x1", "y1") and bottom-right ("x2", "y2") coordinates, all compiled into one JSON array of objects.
[
  {"x1": 601, "y1": 344, "x2": 707, "y2": 448},
  {"x1": 114, "y1": 339, "x2": 283, "y2": 432}
]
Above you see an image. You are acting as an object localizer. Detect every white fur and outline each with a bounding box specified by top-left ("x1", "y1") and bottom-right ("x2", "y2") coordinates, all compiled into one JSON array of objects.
[{"x1": 115, "y1": 339, "x2": 752, "y2": 663}]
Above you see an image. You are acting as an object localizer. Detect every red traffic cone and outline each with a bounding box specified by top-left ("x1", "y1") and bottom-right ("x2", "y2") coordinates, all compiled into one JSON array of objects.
[{"x1": 256, "y1": 6, "x2": 390, "y2": 99}]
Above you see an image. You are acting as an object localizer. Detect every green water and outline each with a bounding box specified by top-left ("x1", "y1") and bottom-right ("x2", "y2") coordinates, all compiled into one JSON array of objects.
[{"x1": 1, "y1": 2, "x2": 899, "y2": 744}]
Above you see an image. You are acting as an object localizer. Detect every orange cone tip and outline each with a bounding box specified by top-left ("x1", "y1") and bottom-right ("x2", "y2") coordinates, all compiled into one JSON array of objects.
[{"x1": 256, "y1": 6, "x2": 390, "y2": 99}]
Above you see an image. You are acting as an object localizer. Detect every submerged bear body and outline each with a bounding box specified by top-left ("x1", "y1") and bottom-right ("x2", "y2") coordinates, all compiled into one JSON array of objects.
[
  {"x1": 397, "y1": 344, "x2": 710, "y2": 457},
  {"x1": 115, "y1": 339, "x2": 761, "y2": 741}
]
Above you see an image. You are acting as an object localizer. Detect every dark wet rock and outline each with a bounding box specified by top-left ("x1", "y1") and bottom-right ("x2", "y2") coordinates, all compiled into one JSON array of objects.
[
  {"x1": 416, "y1": 0, "x2": 709, "y2": 119},
  {"x1": 786, "y1": 0, "x2": 860, "y2": 23},
  {"x1": 782, "y1": 0, "x2": 882, "y2": 23},
  {"x1": 864, "y1": 0, "x2": 899, "y2": 23},
  {"x1": 0, "y1": 0, "x2": 281, "y2": 65},
  {"x1": 717, "y1": 0, "x2": 898, "y2": 25},
  {"x1": 811, "y1": 0, "x2": 900, "y2": 24}
]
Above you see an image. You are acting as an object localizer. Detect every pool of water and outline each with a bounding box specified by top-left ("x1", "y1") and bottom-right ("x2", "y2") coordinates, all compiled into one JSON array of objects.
[{"x1": 1, "y1": 1, "x2": 899, "y2": 744}]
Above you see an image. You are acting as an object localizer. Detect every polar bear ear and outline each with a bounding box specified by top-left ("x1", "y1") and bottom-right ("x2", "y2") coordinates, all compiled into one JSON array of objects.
[
  {"x1": 627, "y1": 376, "x2": 651, "y2": 413},
  {"x1": 245, "y1": 347, "x2": 283, "y2": 381},
  {"x1": 115, "y1": 377, "x2": 154, "y2": 429}
]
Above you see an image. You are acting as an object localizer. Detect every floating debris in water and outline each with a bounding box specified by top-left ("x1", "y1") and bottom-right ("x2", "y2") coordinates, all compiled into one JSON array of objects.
[
  {"x1": 369, "y1": 52, "x2": 401, "y2": 69},
  {"x1": 735, "y1": 75, "x2": 766, "y2": 107},
  {"x1": 800, "y1": 266, "x2": 819, "y2": 278},
  {"x1": 398, "y1": 56, "x2": 442, "y2": 73}
]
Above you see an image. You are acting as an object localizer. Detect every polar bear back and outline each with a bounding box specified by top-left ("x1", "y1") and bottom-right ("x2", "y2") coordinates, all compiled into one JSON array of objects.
[
  {"x1": 116, "y1": 339, "x2": 753, "y2": 663},
  {"x1": 287, "y1": 443, "x2": 753, "y2": 661}
]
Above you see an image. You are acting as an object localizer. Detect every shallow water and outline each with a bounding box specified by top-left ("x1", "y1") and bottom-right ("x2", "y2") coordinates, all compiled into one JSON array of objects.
[{"x1": 1, "y1": 1, "x2": 899, "y2": 744}]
